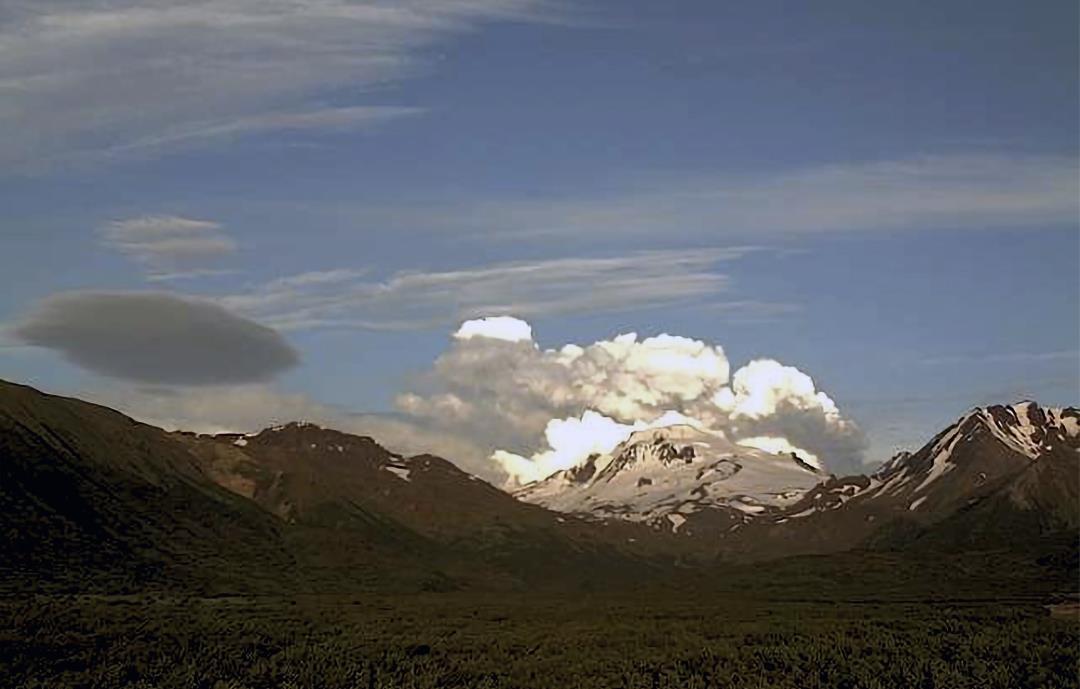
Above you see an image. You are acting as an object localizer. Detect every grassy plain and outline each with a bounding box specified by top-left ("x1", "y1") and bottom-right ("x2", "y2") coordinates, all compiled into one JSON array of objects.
[{"x1": 3, "y1": 589, "x2": 1077, "y2": 688}]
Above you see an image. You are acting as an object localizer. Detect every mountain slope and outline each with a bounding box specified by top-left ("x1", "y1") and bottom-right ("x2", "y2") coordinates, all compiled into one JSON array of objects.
[
  {"x1": 181, "y1": 422, "x2": 675, "y2": 585},
  {"x1": 781, "y1": 402, "x2": 1078, "y2": 525},
  {"x1": 511, "y1": 401, "x2": 1078, "y2": 561},
  {"x1": 721, "y1": 402, "x2": 1080, "y2": 559},
  {"x1": 1, "y1": 379, "x2": 1074, "y2": 591},
  {"x1": 0, "y1": 379, "x2": 292, "y2": 591},
  {"x1": 515, "y1": 425, "x2": 822, "y2": 532},
  {"x1": 0, "y1": 379, "x2": 667, "y2": 593}
]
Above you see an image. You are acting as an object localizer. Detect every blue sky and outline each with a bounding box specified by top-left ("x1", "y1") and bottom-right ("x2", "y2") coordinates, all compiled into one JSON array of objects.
[{"x1": 0, "y1": 0, "x2": 1076, "y2": 475}]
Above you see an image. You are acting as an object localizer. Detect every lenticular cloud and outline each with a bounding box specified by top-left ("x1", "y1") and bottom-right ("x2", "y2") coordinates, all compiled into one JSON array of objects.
[{"x1": 398, "y1": 317, "x2": 865, "y2": 486}]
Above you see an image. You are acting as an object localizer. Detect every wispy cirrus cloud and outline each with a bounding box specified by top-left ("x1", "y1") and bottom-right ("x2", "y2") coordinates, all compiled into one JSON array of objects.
[
  {"x1": 0, "y1": 0, "x2": 551, "y2": 169},
  {"x1": 101, "y1": 106, "x2": 426, "y2": 158},
  {"x1": 218, "y1": 248, "x2": 774, "y2": 331},
  {"x1": 920, "y1": 350, "x2": 1080, "y2": 366},
  {"x1": 100, "y1": 215, "x2": 237, "y2": 279},
  {"x1": 497, "y1": 154, "x2": 1080, "y2": 238},
  {"x1": 323, "y1": 154, "x2": 1078, "y2": 241}
]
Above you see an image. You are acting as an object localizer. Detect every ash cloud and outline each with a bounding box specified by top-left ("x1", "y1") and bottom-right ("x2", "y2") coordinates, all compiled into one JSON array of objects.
[
  {"x1": 398, "y1": 317, "x2": 866, "y2": 484},
  {"x1": 14, "y1": 292, "x2": 298, "y2": 385}
]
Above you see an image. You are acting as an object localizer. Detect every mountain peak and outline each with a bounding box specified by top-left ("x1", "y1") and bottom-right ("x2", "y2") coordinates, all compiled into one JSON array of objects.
[
  {"x1": 228, "y1": 421, "x2": 394, "y2": 462},
  {"x1": 595, "y1": 424, "x2": 718, "y2": 478},
  {"x1": 516, "y1": 423, "x2": 821, "y2": 529},
  {"x1": 263, "y1": 420, "x2": 325, "y2": 434},
  {"x1": 966, "y1": 402, "x2": 1079, "y2": 459},
  {"x1": 852, "y1": 400, "x2": 1080, "y2": 517}
]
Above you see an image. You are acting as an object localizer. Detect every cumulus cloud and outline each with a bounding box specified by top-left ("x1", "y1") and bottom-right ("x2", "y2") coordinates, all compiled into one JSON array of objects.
[
  {"x1": 14, "y1": 292, "x2": 298, "y2": 385},
  {"x1": 714, "y1": 359, "x2": 841, "y2": 421},
  {"x1": 100, "y1": 215, "x2": 236, "y2": 278},
  {"x1": 400, "y1": 320, "x2": 733, "y2": 440},
  {"x1": 454, "y1": 316, "x2": 534, "y2": 342},
  {"x1": 51, "y1": 312, "x2": 865, "y2": 486},
  {"x1": 397, "y1": 317, "x2": 865, "y2": 484},
  {"x1": 492, "y1": 410, "x2": 640, "y2": 484}
]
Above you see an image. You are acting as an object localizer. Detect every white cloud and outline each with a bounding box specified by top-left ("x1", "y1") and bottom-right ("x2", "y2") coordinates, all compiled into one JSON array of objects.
[
  {"x1": 219, "y1": 248, "x2": 767, "y2": 331},
  {"x1": 100, "y1": 215, "x2": 236, "y2": 278},
  {"x1": 402, "y1": 329, "x2": 735, "y2": 437},
  {"x1": 0, "y1": 0, "x2": 549, "y2": 168},
  {"x1": 454, "y1": 316, "x2": 534, "y2": 343},
  {"x1": 54, "y1": 314, "x2": 866, "y2": 486},
  {"x1": 714, "y1": 359, "x2": 840, "y2": 421},
  {"x1": 397, "y1": 317, "x2": 866, "y2": 484},
  {"x1": 492, "y1": 410, "x2": 642, "y2": 484}
]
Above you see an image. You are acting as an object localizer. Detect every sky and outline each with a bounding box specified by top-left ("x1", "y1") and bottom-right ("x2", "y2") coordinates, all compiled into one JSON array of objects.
[{"x1": 1, "y1": 0, "x2": 1077, "y2": 483}]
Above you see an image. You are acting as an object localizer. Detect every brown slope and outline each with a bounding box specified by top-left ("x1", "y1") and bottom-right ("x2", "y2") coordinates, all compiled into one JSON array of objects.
[
  {"x1": 181, "y1": 422, "x2": 683, "y2": 585},
  {"x1": 0, "y1": 379, "x2": 292, "y2": 592},
  {"x1": 0, "y1": 380, "x2": 673, "y2": 593}
]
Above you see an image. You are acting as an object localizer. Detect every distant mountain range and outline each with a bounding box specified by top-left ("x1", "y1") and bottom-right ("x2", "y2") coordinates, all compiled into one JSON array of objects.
[
  {"x1": 518, "y1": 402, "x2": 1079, "y2": 544},
  {"x1": 1, "y1": 378, "x2": 1076, "y2": 593}
]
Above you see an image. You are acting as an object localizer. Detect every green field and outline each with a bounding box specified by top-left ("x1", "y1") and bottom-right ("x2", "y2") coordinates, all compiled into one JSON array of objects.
[
  {"x1": 3, "y1": 590, "x2": 1076, "y2": 689},
  {"x1": 4, "y1": 550, "x2": 1078, "y2": 688}
]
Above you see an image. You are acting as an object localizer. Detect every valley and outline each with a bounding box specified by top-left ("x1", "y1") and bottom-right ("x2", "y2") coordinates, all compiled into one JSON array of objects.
[{"x1": 1, "y1": 378, "x2": 1077, "y2": 688}]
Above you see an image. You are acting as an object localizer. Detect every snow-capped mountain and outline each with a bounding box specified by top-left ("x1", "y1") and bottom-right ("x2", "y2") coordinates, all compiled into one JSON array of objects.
[
  {"x1": 514, "y1": 402, "x2": 1079, "y2": 545},
  {"x1": 774, "y1": 402, "x2": 1079, "y2": 522},
  {"x1": 671, "y1": 401, "x2": 1080, "y2": 561},
  {"x1": 514, "y1": 424, "x2": 822, "y2": 530}
]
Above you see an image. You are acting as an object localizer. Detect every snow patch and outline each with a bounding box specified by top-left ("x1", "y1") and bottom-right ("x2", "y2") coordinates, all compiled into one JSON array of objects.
[
  {"x1": 728, "y1": 501, "x2": 766, "y2": 514},
  {"x1": 667, "y1": 513, "x2": 687, "y2": 533},
  {"x1": 385, "y1": 465, "x2": 411, "y2": 482},
  {"x1": 914, "y1": 420, "x2": 966, "y2": 492}
]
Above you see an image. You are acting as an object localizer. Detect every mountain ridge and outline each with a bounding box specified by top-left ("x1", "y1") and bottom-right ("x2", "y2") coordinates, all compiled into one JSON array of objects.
[
  {"x1": 515, "y1": 401, "x2": 1078, "y2": 541},
  {"x1": 0, "y1": 378, "x2": 1076, "y2": 594}
]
